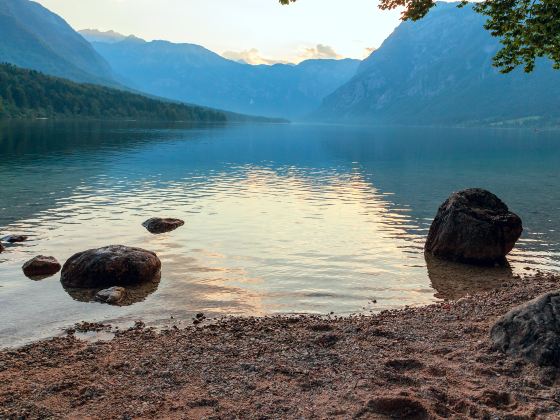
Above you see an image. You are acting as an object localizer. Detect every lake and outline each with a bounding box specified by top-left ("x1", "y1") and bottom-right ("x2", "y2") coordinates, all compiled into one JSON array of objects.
[{"x1": 1, "y1": 121, "x2": 559, "y2": 347}]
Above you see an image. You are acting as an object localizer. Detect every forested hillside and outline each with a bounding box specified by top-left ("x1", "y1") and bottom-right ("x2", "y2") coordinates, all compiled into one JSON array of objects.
[{"x1": 0, "y1": 64, "x2": 227, "y2": 122}]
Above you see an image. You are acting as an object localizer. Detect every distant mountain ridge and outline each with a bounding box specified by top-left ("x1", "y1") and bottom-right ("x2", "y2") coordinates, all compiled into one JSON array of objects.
[
  {"x1": 0, "y1": 0, "x2": 116, "y2": 85},
  {"x1": 317, "y1": 2, "x2": 560, "y2": 126},
  {"x1": 79, "y1": 29, "x2": 129, "y2": 44},
  {"x1": 86, "y1": 35, "x2": 360, "y2": 119}
]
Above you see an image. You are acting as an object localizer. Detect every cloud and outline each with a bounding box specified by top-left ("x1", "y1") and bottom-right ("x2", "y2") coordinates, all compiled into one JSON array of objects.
[
  {"x1": 222, "y1": 49, "x2": 288, "y2": 65},
  {"x1": 363, "y1": 47, "x2": 376, "y2": 58},
  {"x1": 222, "y1": 44, "x2": 345, "y2": 65},
  {"x1": 298, "y1": 44, "x2": 342, "y2": 61}
]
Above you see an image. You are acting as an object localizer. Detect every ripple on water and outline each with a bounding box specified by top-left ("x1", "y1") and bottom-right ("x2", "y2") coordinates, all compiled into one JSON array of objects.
[{"x1": 0, "y1": 122, "x2": 559, "y2": 347}]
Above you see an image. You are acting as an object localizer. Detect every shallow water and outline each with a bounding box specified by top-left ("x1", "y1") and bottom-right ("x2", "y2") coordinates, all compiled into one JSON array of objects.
[{"x1": 1, "y1": 121, "x2": 559, "y2": 347}]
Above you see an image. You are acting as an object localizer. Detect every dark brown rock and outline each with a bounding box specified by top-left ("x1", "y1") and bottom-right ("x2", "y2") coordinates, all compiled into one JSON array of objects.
[
  {"x1": 2, "y1": 235, "x2": 28, "y2": 243},
  {"x1": 22, "y1": 256, "x2": 61, "y2": 279},
  {"x1": 425, "y1": 188, "x2": 522, "y2": 264},
  {"x1": 0, "y1": 242, "x2": 4, "y2": 253},
  {"x1": 61, "y1": 245, "x2": 161, "y2": 288},
  {"x1": 491, "y1": 291, "x2": 560, "y2": 367},
  {"x1": 142, "y1": 218, "x2": 184, "y2": 234},
  {"x1": 95, "y1": 287, "x2": 126, "y2": 304}
]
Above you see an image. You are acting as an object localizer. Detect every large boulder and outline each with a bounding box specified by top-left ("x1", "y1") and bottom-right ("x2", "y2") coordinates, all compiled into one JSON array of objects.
[
  {"x1": 491, "y1": 291, "x2": 560, "y2": 367},
  {"x1": 142, "y1": 218, "x2": 184, "y2": 234},
  {"x1": 425, "y1": 189, "x2": 522, "y2": 264},
  {"x1": 22, "y1": 255, "x2": 61, "y2": 279},
  {"x1": 61, "y1": 245, "x2": 161, "y2": 288}
]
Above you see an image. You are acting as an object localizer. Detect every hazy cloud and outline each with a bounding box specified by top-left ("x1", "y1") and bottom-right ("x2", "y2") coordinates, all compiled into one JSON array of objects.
[
  {"x1": 363, "y1": 47, "x2": 376, "y2": 58},
  {"x1": 223, "y1": 44, "x2": 346, "y2": 65},
  {"x1": 299, "y1": 44, "x2": 342, "y2": 61},
  {"x1": 222, "y1": 49, "x2": 288, "y2": 65}
]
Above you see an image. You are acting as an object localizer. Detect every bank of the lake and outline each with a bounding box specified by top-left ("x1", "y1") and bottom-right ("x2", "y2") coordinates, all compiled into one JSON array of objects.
[{"x1": 1, "y1": 274, "x2": 559, "y2": 419}]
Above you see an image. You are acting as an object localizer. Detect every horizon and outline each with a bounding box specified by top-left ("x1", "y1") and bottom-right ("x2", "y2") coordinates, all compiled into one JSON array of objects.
[{"x1": 32, "y1": 0, "x2": 415, "y2": 64}]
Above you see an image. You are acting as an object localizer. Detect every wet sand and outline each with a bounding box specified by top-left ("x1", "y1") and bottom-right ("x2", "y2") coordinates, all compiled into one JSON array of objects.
[{"x1": 1, "y1": 274, "x2": 559, "y2": 419}]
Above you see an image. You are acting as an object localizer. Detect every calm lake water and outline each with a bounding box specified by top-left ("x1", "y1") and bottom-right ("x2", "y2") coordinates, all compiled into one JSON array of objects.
[{"x1": 1, "y1": 121, "x2": 559, "y2": 347}]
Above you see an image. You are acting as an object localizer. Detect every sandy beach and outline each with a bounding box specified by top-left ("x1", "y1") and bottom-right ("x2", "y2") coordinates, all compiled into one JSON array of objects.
[{"x1": 1, "y1": 274, "x2": 559, "y2": 419}]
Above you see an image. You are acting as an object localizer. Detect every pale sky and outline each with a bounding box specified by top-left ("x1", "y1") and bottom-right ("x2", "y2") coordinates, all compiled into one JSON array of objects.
[{"x1": 35, "y1": 0, "x2": 407, "y2": 63}]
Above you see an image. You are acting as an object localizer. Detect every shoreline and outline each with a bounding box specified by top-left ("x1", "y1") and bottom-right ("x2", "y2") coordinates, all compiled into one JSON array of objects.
[{"x1": 1, "y1": 274, "x2": 559, "y2": 419}]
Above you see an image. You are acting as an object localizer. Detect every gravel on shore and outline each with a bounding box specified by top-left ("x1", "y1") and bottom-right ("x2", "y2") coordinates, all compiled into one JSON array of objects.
[{"x1": 1, "y1": 275, "x2": 559, "y2": 419}]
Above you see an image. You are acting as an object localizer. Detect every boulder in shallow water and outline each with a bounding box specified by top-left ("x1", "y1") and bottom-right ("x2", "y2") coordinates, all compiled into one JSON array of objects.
[
  {"x1": 491, "y1": 291, "x2": 560, "y2": 367},
  {"x1": 61, "y1": 245, "x2": 161, "y2": 288},
  {"x1": 2, "y1": 235, "x2": 28, "y2": 243},
  {"x1": 425, "y1": 188, "x2": 522, "y2": 264},
  {"x1": 142, "y1": 218, "x2": 184, "y2": 234},
  {"x1": 0, "y1": 242, "x2": 4, "y2": 253},
  {"x1": 22, "y1": 255, "x2": 61, "y2": 279},
  {"x1": 95, "y1": 287, "x2": 126, "y2": 304}
]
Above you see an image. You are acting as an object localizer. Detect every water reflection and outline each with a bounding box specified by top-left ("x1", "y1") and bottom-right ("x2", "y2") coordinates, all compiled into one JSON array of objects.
[
  {"x1": 425, "y1": 253, "x2": 516, "y2": 300},
  {"x1": 64, "y1": 276, "x2": 161, "y2": 306},
  {"x1": 0, "y1": 121, "x2": 559, "y2": 347}
]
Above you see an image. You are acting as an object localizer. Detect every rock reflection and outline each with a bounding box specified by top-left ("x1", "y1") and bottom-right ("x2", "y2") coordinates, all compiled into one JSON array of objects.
[
  {"x1": 63, "y1": 273, "x2": 161, "y2": 306},
  {"x1": 425, "y1": 253, "x2": 516, "y2": 300}
]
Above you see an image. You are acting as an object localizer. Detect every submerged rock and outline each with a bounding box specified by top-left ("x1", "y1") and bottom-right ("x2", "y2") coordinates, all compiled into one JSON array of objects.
[
  {"x1": 61, "y1": 245, "x2": 161, "y2": 288},
  {"x1": 491, "y1": 291, "x2": 560, "y2": 367},
  {"x1": 425, "y1": 188, "x2": 522, "y2": 264},
  {"x1": 95, "y1": 287, "x2": 127, "y2": 304},
  {"x1": 22, "y1": 255, "x2": 61, "y2": 279},
  {"x1": 142, "y1": 218, "x2": 184, "y2": 234},
  {"x1": 2, "y1": 235, "x2": 28, "y2": 243},
  {"x1": 65, "y1": 278, "x2": 160, "y2": 306}
]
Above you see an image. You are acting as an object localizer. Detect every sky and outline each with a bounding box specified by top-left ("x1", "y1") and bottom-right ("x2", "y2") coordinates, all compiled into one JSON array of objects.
[{"x1": 35, "y1": 0, "x2": 405, "y2": 63}]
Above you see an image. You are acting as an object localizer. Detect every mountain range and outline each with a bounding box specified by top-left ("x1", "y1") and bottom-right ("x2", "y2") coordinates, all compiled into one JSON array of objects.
[
  {"x1": 1, "y1": 0, "x2": 559, "y2": 125},
  {"x1": 317, "y1": 2, "x2": 560, "y2": 126},
  {"x1": 81, "y1": 32, "x2": 360, "y2": 120}
]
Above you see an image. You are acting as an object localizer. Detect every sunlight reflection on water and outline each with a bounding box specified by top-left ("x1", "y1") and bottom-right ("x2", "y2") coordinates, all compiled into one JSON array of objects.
[{"x1": 0, "y1": 121, "x2": 558, "y2": 346}]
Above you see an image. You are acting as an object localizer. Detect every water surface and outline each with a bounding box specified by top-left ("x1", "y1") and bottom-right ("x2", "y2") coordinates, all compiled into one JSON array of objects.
[{"x1": 1, "y1": 121, "x2": 558, "y2": 347}]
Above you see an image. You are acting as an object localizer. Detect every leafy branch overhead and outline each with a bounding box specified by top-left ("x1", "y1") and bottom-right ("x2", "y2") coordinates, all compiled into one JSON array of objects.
[{"x1": 279, "y1": 0, "x2": 560, "y2": 73}]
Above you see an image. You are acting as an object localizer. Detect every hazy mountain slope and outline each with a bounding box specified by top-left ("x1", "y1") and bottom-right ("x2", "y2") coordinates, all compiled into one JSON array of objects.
[
  {"x1": 317, "y1": 2, "x2": 560, "y2": 126},
  {"x1": 0, "y1": 0, "x2": 115, "y2": 84},
  {"x1": 87, "y1": 36, "x2": 360, "y2": 119},
  {"x1": 79, "y1": 29, "x2": 127, "y2": 44}
]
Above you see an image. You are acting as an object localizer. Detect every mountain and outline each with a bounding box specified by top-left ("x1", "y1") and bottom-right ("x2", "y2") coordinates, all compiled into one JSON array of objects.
[
  {"x1": 317, "y1": 2, "x2": 560, "y2": 126},
  {"x1": 86, "y1": 36, "x2": 360, "y2": 119},
  {"x1": 0, "y1": 0, "x2": 116, "y2": 85},
  {"x1": 79, "y1": 29, "x2": 128, "y2": 44},
  {"x1": 0, "y1": 63, "x2": 228, "y2": 121}
]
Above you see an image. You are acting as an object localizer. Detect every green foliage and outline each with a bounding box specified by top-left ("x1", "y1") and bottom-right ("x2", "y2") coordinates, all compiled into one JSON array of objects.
[
  {"x1": 0, "y1": 63, "x2": 227, "y2": 122},
  {"x1": 279, "y1": 0, "x2": 560, "y2": 73}
]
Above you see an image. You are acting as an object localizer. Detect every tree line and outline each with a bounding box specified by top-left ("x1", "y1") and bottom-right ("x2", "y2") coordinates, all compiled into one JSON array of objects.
[{"x1": 0, "y1": 63, "x2": 227, "y2": 122}]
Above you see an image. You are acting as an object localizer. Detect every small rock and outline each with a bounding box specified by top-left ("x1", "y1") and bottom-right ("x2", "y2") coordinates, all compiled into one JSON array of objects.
[
  {"x1": 61, "y1": 245, "x2": 161, "y2": 288},
  {"x1": 95, "y1": 287, "x2": 126, "y2": 304},
  {"x1": 0, "y1": 242, "x2": 4, "y2": 253},
  {"x1": 491, "y1": 291, "x2": 560, "y2": 367},
  {"x1": 2, "y1": 235, "x2": 28, "y2": 243},
  {"x1": 425, "y1": 188, "x2": 523, "y2": 264},
  {"x1": 22, "y1": 256, "x2": 61, "y2": 279},
  {"x1": 142, "y1": 218, "x2": 184, "y2": 234}
]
